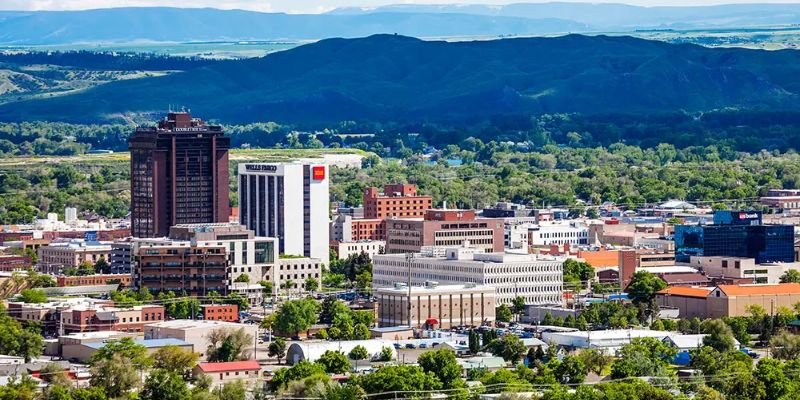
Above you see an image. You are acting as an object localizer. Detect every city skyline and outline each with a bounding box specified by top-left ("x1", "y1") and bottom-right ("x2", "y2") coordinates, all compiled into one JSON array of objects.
[{"x1": 3, "y1": 0, "x2": 800, "y2": 13}]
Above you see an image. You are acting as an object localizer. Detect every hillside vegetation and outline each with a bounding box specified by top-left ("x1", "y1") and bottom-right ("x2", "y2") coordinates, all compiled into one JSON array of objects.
[{"x1": 3, "y1": 35, "x2": 800, "y2": 124}]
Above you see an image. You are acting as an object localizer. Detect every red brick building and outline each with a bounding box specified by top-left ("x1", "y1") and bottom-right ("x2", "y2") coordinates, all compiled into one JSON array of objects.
[
  {"x1": 201, "y1": 304, "x2": 238, "y2": 322},
  {"x1": 60, "y1": 304, "x2": 165, "y2": 334},
  {"x1": 56, "y1": 274, "x2": 132, "y2": 288},
  {"x1": 385, "y1": 209, "x2": 505, "y2": 254},
  {"x1": 42, "y1": 229, "x2": 131, "y2": 241},
  {"x1": 364, "y1": 184, "x2": 433, "y2": 219},
  {"x1": 0, "y1": 255, "x2": 32, "y2": 271}
]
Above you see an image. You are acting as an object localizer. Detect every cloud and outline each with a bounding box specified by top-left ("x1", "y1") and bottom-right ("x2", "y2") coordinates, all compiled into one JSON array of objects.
[{"x1": 0, "y1": 0, "x2": 274, "y2": 12}]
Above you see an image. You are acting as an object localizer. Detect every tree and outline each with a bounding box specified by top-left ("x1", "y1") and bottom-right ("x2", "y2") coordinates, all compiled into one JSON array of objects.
[
  {"x1": 352, "y1": 323, "x2": 371, "y2": 340},
  {"x1": 274, "y1": 298, "x2": 321, "y2": 336},
  {"x1": 468, "y1": 330, "x2": 481, "y2": 354},
  {"x1": 219, "y1": 380, "x2": 247, "y2": 400},
  {"x1": 305, "y1": 277, "x2": 319, "y2": 292},
  {"x1": 378, "y1": 346, "x2": 393, "y2": 362},
  {"x1": 610, "y1": 337, "x2": 676, "y2": 379},
  {"x1": 320, "y1": 297, "x2": 351, "y2": 324},
  {"x1": 316, "y1": 350, "x2": 351, "y2": 374},
  {"x1": 259, "y1": 280, "x2": 274, "y2": 297},
  {"x1": 355, "y1": 271, "x2": 372, "y2": 290},
  {"x1": 357, "y1": 365, "x2": 441, "y2": 398},
  {"x1": 234, "y1": 274, "x2": 250, "y2": 283},
  {"x1": 140, "y1": 369, "x2": 188, "y2": 400},
  {"x1": 563, "y1": 259, "x2": 595, "y2": 289},
  {"x1": 269, "y1": 337, "x2": 287, "y2": 364},
  {"x1": 223, "y1": 292, "x2": 249, "y2": 311},
  {"x1": 0, "y1": 314, "x2": 43, "y2": 362},
  {"x1": 578, "y1": 348, "x2": 613, "y2": 375},
  {"x1": 418, "y1": 349, "x2": 464, "y2": 389},
  {"x1": 349, "y1": 345, "x2": 370, "y2": 361},
  {"x1": 770, "y1": 331, "x2": 800, "y2": 360},
  {"x1": 490, "y1": 334, "x2": 528, "y2": 365},
  {"x1": 151, "y1": 345, "x2": 199, "y2": 378},
  {"x1": 206, "y1": 327, "x2": 253, "y2": 362},
  {"x1": 90, "y1": 337, "x2": 151, "y2": 367},
  {"x1": 780, "y1": 269, "x2": 800, "y2": 283},
  {"x1": 702, "y1": 319, "x2": 737, "y2": 353},
  {"x1": 19, "y1": 288, "x2": 47, "y2": 303},
  {"x1": 542, "y1": 311, "x2": 555, "y2": 326},
  {"x1": 552, "y1": 355, "x2": 587, "y2": 384},
  {"x1": 512, "y1": 296, "x2": 526, "y2": 321},
  {"x1": 496, "y1": 304, "x2": 513, "y2": 323},
  {"x1": 626, "y1": 271, "x2": 667, "y2": 305},
  {"x1": 269, "y1": 361, "x2": 326, "y2": 391},
  {"x1": 94, "y1": 257, "x2": 110, "y2": 274},
  {"x1": 90, "y1": 353, "x2": 142, "y2": 398}
]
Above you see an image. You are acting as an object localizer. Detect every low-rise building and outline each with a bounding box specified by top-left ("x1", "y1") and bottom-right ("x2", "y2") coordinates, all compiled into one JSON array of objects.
[
  {"x1": 60, "y1": 304, "x2": 165, "y2": 334},
  {"x1": 277, "y1": 257, "x2": 322, "y2": 293},
  {"x1": 332, "y1": 240, "x2": 386, "y2": 260},
  {"x1": 760, "y1": 189, "x2": 800, "y2": 212},
  {"x1": 385, "y1": 209, "x2": 505, "y2": 254},
  {"x1": 0, "y1": 255, "x2": 32, "y2": 272},
  {"x1": 373, "y1": 245, "x2": 564, "y2": 305},
  {"x1": 528, "y1": 222, "x2": 589, "y2": 247},
  {"x1": 56, "y1": 273, "x2": 132, "y2": 288},
  {"x1": 656, "y1": 283, "x2": 800, "y2": 319},
  {"x1": 687, "y1": 255, "x2": 800, "y2": 285},
  {"x1": 285, "y1": 340, "x2": 395, "y2": 365},
  {"x1": 374, "y1": 282, "x2": 496, "y2": 329},
  {"x1": 144, "y1": 319, "x2": 258, "y2": 360},
  {"x1": 6, "y1": 298, "x2": 114, "y2": 334},
  {"x1": 64, "y1": 337, "x2": 192, "y2": 363},
  {"x1": 37, "y1": 240, "x2": 113, "y2": 271},
  {"x1": 201, "y1": 304, "x2": 238, "y2": 322},
  {"x1": 194, "y1": 361, "x2": 262, "y2": 387}
]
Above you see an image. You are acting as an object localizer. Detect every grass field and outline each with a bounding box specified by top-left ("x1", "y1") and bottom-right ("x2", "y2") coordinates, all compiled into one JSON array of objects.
[
  {"x1": 0, "y1": 148, "x2": 367, "y2": 168},
  {"x1": 8, "y1": 41, "x2": 302, "y2": 59}
]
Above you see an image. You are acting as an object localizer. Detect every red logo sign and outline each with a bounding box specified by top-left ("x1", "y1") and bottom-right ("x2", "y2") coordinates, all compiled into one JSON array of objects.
[{"x1": 312, "y1": 166, "x2": 325, "y2": 180}]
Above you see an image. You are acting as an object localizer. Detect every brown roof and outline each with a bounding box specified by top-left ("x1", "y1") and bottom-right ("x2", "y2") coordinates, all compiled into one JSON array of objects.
[
  {"x1": 717, "y1": 283, "x2": 800, "y2": 296},
  {"x1": 197, "y1": 360, "x2": 260, "y2": 373},
  {"x1": 657, "y1": 286, "x2": 713, "y2": 298},
  {"x1": 661, "y1": 273, "x2": 711, "y2": 285}
]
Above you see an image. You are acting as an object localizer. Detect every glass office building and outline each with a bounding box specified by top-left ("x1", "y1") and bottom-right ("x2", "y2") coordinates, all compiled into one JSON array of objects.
[{"x1": 675, "y1": 213, "x2": 794, "y2": 263}]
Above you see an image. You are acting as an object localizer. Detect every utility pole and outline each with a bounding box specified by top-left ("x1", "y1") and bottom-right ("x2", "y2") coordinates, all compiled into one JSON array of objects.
[{"x1": 406, "y1": 252, "x2": 414, "y2": 328}]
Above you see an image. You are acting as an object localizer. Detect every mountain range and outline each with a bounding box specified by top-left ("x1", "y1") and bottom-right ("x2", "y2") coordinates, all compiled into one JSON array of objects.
[
  {"x1": 2, "y1": 34, "x2": 800, "y2": 124},
  {"x1": 2, "y1": 3, "x2": 800, "y2": 45}
]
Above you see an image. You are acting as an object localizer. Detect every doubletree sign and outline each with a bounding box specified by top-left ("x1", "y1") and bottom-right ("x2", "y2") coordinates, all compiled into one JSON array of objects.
[{"x1": 312, "y1": 166, "x2": 325, "y2": 180}]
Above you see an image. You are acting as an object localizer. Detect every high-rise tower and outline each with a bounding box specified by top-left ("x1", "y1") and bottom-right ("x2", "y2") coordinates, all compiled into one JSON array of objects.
[{"x1": 129, "y1": 112, "x2": 230, "y2": 238}]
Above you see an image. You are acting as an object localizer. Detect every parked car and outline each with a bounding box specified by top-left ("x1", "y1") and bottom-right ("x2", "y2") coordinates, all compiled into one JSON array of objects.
[
  {"x1": 419, "y1": 343, "x2": 428, "y2": 349},
  {"x1": 393, "y1": 343, "x2": 402, "y2": 349},
  {"x1": 405, "y1": 343, "x2": 416, "y2": 349}
]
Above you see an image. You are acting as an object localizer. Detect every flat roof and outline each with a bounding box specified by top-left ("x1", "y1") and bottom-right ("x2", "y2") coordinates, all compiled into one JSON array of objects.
[
  {"x1": 370, "y1": 326, "x2": 412, "y2": 333},
  {"x1": 145, "y1": 319, "x2": 252, "y2": 330},
  {"x1": 84, "y1": 338, "x2": 189, "y2": 349},
  {"x1": 639, "y1": 266, "x2": 699, "y2": 274},
  {"x1": 658, "y1": 286, "x2": 714, "y2": 298},
  {"x1": 374, "y1": 283, "x2": 495, "y2": 295}
]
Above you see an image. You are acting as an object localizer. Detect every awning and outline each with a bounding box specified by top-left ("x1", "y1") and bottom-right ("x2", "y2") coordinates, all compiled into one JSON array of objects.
[{"x1": 426, "y1": 318, "x2": 439, "y2": 325}]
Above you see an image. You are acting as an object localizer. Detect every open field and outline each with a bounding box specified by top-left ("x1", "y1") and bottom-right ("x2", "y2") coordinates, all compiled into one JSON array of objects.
[
  {"x1": 3, "y1": 41, "x2": 302, "y2": 60},
  {"x1": 0, "y1": 148, "x2": 368, "y2": 168}
]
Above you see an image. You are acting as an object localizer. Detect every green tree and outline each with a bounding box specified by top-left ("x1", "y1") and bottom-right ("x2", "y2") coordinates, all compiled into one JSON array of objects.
[
  {"x1": 219, "y1": 380, "x2": 247, "y2": 400},
  {"x1": 563, "y1": 259, "x2": 595, "y2": 289},
  {"x1": 269, "y1": 337, "x2": 287, "y2": 364},
  {"x1": 234, "y1": 274, "x2": 250, "y2": 283},
  {"x1": 626, "y1": 271, "x2": 667, "y2": 305},
  {"x1": 316, "y1": 350, "x2": 351, "y2": 374},
  {"x1": 273, "y1": 298, "x2": 321, "y2": 336},
  {"x1": 206, "y1": 327, "x2": 253, "y2": 362},
  {"x1": 511, "y1": 296, "x2": 526, "y2": 320},
  {"x1": 702, "y1": 319, "x2": 737, "y2": 353},
  {"x1": 418, "y1": 349, "x2": 464, "y2": 389},
  {"x1": 496, "y1": 304, "x2": 513, "y2": 323},
  {"x1": 151, "y1": 345, "x2": 199, "y2": 378},
  {"x1": 490, "y1": 334, "x2": 528, "y2": 365},
  {"x1": 769, "y1": 331, "x2": 800, "y2": 360},
  {"x1": 94, "y1": 257, "x2": 110, "y2": 274},
  {"x1": 578, "y1": 348, "x2": 613, "y2": 375},
  {"x1": 779, "y1": 269, "x2": 800, "y2": 283},
  {"x1": 348, "y1": 345, "x2": 370, "y2": 361},
  {"x1": 468, "y1": 330, "x2": 481, "y2": 354},
  {"x1": 353, "y1": 323, "x2": 371, "y2": 340},
  {"x1": 18, "y1": 288, "x2": 47, "y2": 303},
  {"x1": 269, "y1": 361, "x2": 326, "y2": 391},
  {"x1": 378, "y1": 346, "x2": 393, "y2": 362},
  {"x1": 259, "y1": 280, "x2": 274, "y2": 297},
  {"x1": 305, "y1": 277, "x2": 320, "y2": 292},
  {"x1": 140, "y1": 369, "x2": 189, "y2": 400},
  {"x1": 320, "y1": 297, "x2": 351, "y2": 324},
  {"x1": 356, "y1": 365, "x2": 441, "y2": 398},
  {"x1": 610, "y1": 337, "x2": 676, "y2": 379},
  {"x1": 90, "y1": 353, "x2": 142, "y2": 398},
  {"x1": 551, "y1": 355, "x2": 587, "y2": 384}
]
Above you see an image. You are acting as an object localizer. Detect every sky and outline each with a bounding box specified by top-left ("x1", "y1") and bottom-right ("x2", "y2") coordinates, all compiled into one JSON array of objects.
[{"x1": 1, "y1": 0, "x2": 800, "y2": 13}]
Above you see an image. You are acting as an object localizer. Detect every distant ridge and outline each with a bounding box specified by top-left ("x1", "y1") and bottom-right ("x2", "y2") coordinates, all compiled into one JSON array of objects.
[
  {"x1": 3, "y1": 3, "x2": 800, "y2": 44},
  {"x1": 2, "y1": 34, "x2": 800, "y2": 124}
]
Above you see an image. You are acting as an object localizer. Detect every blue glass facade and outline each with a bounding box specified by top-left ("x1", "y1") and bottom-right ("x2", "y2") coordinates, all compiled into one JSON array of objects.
[
  {"x1": 713, "y1": 210, "x2": 762, "y2": 226},
  {"x1": 675, "y1": 223, "x2": 794, "y2": 264}
]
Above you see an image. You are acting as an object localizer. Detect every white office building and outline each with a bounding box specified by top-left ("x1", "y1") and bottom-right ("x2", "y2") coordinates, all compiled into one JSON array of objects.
[
  {"x1": 238, "y1": 162, "x2": 329, "y2": 261},
  {"x1": 373, "y1": 245, "x2": 564, "y2": 305},
  {"x1": 528, "y1": 222, "x2": 589, "y2": 246}
]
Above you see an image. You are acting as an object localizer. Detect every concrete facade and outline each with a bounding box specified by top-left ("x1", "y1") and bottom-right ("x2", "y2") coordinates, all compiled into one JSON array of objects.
[
  {"x1": 373, "y1": 245, "x2": 564, "y2": 305},
  {"x1": 374, "y1": 282, "x2": 496, "y2": 328},
  {"x1": 385, "y1": 210, "x2": 504, "y2": 254}
]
